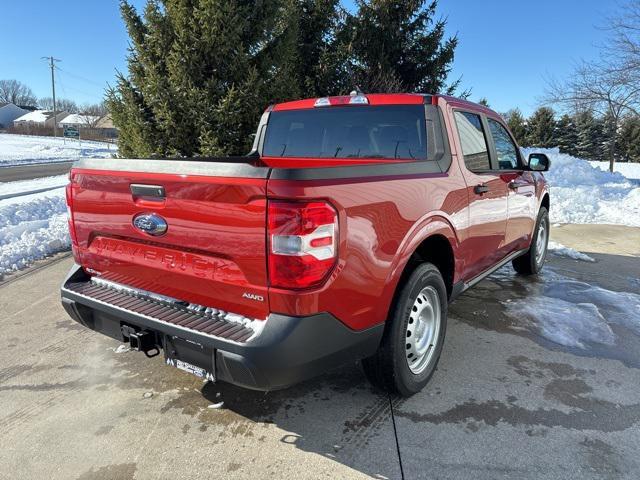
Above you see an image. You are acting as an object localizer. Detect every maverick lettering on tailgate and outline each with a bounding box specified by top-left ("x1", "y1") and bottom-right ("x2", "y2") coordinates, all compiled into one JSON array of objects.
[{"x1": 89, "y1": 236, "x2": 245, "y2": 282}]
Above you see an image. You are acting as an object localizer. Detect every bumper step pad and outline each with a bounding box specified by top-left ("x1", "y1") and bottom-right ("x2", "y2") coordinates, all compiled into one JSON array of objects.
[{"x1": 64, "y1": 279, "x2": 255, "y2": 343}]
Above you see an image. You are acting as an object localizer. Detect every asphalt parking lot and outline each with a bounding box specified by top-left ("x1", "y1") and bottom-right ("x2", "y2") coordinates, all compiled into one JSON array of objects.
[{"x1": 1, "y1": 224, "x2": 639, "y2": 480}]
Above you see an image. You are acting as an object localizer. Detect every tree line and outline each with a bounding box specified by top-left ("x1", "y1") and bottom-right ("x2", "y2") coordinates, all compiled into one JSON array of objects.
[
  {"x1": 0, "y1": 78, "x2": 106, "y2": 116},
  {"x1": 504, "y1": 107, "x2": 640, "y2": 163},
  {"x1": 107, "y1": 0, "x2": 463, "y2": 158}
]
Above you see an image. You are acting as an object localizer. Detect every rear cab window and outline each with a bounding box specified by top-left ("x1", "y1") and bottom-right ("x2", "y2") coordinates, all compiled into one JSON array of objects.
[{"x1": 262, "y1": 105, "x2": 427, "y2": 160}]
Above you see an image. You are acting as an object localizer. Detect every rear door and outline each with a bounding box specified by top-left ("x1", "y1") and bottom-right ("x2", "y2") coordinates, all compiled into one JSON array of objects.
[
  {"x1": 485, "y1": 117, "x2": 537, "y2": 250},
  {"x1": 452, "y1": 110, "x2": 509, "y2": 279},
  {"x1": 69, "y1": 158, "x2": 270, "y2": 320}
]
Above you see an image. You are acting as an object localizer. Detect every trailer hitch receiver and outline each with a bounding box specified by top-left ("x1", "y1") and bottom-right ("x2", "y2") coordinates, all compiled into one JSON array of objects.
[{"x1": 121, "y1": 325, "x2": 160, "y2": 358}]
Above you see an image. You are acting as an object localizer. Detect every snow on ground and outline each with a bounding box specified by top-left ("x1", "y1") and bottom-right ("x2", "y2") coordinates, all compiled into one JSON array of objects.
[
  {"x1": 524, "y1": 147, "x2": 640, "y2": 226},
  {"x1": 0, "y1": 175, "x2": 67, "y2": 198},
  {"x1": 0, "y1": 133, "x2": 116, "y2": 166},
  {"x1": 547, "y1": 241, "x2": 595, "y2": 262},
  {"x1": 589, "y1": 161, "x2": 640, "y2": 180},
  {"x1": 0, "y1": 185, "x2": 68, "y2": 276}
]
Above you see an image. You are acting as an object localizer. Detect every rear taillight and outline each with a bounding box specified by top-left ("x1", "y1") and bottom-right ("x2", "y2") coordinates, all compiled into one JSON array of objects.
[
  {"x1": 268, "y1": 201, "x2": 338, "y2": 289},
  {"x1": 65, "y1": 179, "x2": 78, "y2": 247}
]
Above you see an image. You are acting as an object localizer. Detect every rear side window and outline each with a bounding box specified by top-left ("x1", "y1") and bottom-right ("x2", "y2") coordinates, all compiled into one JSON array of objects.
[
  {"x1": 262, "y1": 105, "x2": 427, "y2": 160},
  {"x1": 454, "y1": 111, "x2": 490, "y2": 171},
  {"x1": 487, "y1": 119, "x2": 520, "y2": 169}
]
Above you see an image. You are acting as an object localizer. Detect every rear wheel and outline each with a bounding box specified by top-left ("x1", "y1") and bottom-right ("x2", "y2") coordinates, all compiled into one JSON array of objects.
[
  {"x1": 512, "y1": 207, "x2": 549, "y2": 275},
  {"x1": 362, "y1": 263, "x2": 447, "y2": 397}
]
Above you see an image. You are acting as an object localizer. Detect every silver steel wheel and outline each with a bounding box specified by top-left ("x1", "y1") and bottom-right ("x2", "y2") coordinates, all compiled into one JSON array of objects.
[
  {"x1": 405, "y1": 286, "x2": 442, "y2": 375},
  {"x1": 535, "y1": 218, "x2": 548, "y2": 265}
]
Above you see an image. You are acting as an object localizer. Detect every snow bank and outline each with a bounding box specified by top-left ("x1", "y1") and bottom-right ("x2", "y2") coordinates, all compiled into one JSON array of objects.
[
  {"x1": 589, "y1": 161, "x2": 640, "y2": 180},
  {"x1": 0, "y1": 188, "x2": 69, "y2": 276},
  {"x1": 0, "y1": 175, "x2": 67, "y2": 198},
  {"x1": 523, "y1": 147, "x2": 640, "y2": 226},
  {"x1": 0, "y1": 133, "x2": 116, "y2": 166}
]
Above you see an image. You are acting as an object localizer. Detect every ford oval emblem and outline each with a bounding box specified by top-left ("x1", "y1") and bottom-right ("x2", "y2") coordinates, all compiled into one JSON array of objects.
[{"x1": 132, "y1": 213, "x2": 168, "y2": 236}]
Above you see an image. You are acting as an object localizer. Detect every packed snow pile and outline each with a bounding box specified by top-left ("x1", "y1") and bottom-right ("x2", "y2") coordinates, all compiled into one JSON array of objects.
[
  {"x1": 523, "y1": 147, "x2": 640, "y2": 226},
  {"x1": 0, "y1": 133, "x2": 116, "y2": 166},
  {"x1": 547, "y1": 241, "x2": 595, "y2": 262},
  {"x1": 588, "y1": 161, "x2": 640, "y2": 180},
  {"x1": 0, "y1": 187, "x2": 69, "y2": 276}
]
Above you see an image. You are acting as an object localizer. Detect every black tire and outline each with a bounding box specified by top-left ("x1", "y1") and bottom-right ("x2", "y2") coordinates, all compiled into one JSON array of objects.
[
  {"x1": 512, "y1": 207, "x2": 549, "y2": 275},
  {"x1": 362, "y1": 263, "x2": 447, "y2": 397}
]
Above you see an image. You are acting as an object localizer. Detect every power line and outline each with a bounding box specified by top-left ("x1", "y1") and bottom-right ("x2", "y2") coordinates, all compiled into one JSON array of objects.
[
  {"x1": 56, "y1": 75, "x2": 102, "y2": 99},
  {"x1": 55, "y1": 69, "x2": 106, "y2": 99},
  {"x1": 55, "y1": 66, "x2": 107, "y2": 89},
  {"x1": 41, "y1": 56, "x2": 61, "y2": 137}
]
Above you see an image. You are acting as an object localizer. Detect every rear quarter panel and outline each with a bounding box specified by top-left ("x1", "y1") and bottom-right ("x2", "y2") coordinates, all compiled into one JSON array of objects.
[{"x1": 267, "y1": 166, "x2": 470, "y2": 330}]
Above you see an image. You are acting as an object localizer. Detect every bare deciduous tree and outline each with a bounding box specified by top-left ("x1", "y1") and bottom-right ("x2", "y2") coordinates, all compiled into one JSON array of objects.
[
  {"x1": 546, "y1": 62, "x2": 639, "y2": 172},
  {"x1": 606, "y1": 0, "x2": 640, "y2": 74},
  {"x1": 79, "y1": 102, "x2": 108, "y2": 128},
  {"x1": 545, "y1": 1, "x2": 640, "y2": 172},
  {"x1": 0, "y1": 79, "x2": 37, "y2": 106},
  {"x1": 39, "y1": 97, "x2": 79, "y2": 113}
]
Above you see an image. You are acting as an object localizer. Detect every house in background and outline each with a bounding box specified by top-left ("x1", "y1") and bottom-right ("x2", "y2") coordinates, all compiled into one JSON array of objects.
[
  {"x1": 95, "y1": 114, "x2": 118, "y2": 138},
  {"x1": 13, "y1": 110, "x2": 69, "y2": 131},
  {"x1": 59, "y1": 113, "x2": 100, "y2": 129},
  {"x1": 0, "y1": 102, "x2": 29, "y2": 129}
]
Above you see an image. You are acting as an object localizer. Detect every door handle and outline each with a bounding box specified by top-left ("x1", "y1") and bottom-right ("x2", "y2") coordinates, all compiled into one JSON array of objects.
[
  {"x1": 130, "y1": 184, "x2": 166, "y2": 200},
  {"x1": 508, "y1": 181, "x2": 520, "y2": 190},
  {"x1": 474, "y1": 184, "x2": 489, "y2": 194}
]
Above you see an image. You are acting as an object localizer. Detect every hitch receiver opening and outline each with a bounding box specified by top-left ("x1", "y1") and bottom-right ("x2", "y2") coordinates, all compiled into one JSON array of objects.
[{"x1": 121, "y1": 325, "x2": 160, "y2": 358}]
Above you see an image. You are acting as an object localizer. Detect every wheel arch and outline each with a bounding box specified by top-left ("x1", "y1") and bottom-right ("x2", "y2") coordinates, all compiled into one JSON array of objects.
[{"x1": 381, "y1": 216, "x2": 460, "y2": 322}]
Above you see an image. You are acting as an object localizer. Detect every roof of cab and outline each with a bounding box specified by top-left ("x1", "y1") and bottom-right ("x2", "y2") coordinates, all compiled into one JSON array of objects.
[
  {"x1": 271, "y1": 93, "x2": 434, "y2": 111},
  {"x1": 269, "y1": 93, "x2": 502, "y2": 119}
]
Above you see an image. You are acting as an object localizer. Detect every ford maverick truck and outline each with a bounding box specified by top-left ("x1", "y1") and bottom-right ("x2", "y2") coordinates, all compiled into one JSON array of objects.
[{"x1": 61, "y1": 93, "x2": 550, "y2": 396}]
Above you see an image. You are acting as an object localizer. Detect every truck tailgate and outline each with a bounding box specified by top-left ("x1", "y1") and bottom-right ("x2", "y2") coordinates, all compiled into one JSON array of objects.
[{"x1": 68, "y1": 158, "x2": 270, "y2": 320}]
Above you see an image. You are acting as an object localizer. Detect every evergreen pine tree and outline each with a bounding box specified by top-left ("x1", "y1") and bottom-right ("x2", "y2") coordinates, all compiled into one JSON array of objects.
[
  {"x1": 526, "y1": 107, "x2": 557, "y2": 148},
  {"x1": 504, "y1": 108, "x2": 527, "y2": 146},
  {"x1": 617, "y1": 117, "x2": 640, "y2": 163},
  {"x1": 591, "y1": 116, "x2": 607, "y2": 162},
  {"x1": 107, "y1": 0, "x2": 313, "y2": 157},
  {"x1": 253, "y1": 0, "x2": 347, "y2": 104},
  {"x1": 574, "y1": 111, "x2": 602, "y2": 160},
  {"x1": 600, "y1": 112, "x2": 618, "y2": 163},
  {"x1": 107, "y1": 0, "x2": 462, "y2": 157},
  {"x1": 555, "y1": 114, "x2": 578, "y2": 156},
  {"x1": 344, "y1": 0, "x2": 458, "y2": 93}
]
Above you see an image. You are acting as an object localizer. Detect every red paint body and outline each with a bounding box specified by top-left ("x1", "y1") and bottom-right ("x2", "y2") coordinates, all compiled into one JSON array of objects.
[{"x1": 67, "y1": 94, "x2": 548, "y2": 331}]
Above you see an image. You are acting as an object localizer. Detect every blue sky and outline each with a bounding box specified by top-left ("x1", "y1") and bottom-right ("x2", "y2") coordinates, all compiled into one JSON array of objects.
[{"x1": 2, "y1": 1, "x2": 613, "y2": 115}]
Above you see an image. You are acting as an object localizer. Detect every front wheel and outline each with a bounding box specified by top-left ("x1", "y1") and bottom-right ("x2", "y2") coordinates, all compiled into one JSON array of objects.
[
  {"x1": 512, "y1": 207, "x2": 549, "y2": 275},
  {"x1": 362, "y1": 263, "x2": 447, "y2": 397}
]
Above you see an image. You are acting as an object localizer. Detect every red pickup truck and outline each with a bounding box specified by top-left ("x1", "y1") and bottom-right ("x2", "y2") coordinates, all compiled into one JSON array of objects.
[{"x1": 61, "y1": 93, "x2": 550, "y2": 396}]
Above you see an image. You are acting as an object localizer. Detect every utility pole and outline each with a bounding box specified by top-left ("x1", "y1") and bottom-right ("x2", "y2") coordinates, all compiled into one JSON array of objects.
[{"x1": 42, "y1": 56, "x2": 61, "y2": 137}]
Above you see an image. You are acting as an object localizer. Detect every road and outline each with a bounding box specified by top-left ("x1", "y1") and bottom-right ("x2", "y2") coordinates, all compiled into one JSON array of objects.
[
  {"x1": 1, "y1": 225, "x2": 639, "y2": 479},
  {"x1": 0, "y1": 161, "x2": 74, "y2": 182}
]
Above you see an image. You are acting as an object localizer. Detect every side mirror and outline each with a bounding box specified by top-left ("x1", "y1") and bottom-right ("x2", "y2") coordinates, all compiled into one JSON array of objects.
[{"x1": 528, "y1": 153, "x2": 550, "y2": 172}]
